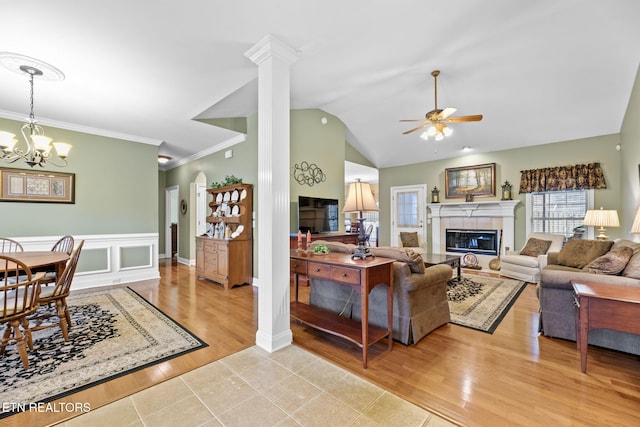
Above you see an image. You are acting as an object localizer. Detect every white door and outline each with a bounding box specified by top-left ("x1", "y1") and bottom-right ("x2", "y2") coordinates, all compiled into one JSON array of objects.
[
  {"x1": 390, "y1": 184, "x2": 427, "y2": 247},
  {"x1": 196, "y1": 183, "x2": 207, "y2": 236}
]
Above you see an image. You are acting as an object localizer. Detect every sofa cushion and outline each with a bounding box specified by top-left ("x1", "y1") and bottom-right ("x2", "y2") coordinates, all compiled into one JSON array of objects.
[
  {"x1": 520, "y1": 237, "x2": 552, "y2": 257},
  {"x1": 623, "y1": 252, "x2": 640, "y2": 279},
  {"x1": 557, "y1": 239, "x2": 614, "y2": 269},
  {"x1": 582, "y1": 246, "x2": 633, "y2": 275},
  {"x1": 399, "y1": 232, "x2": 419, "y2": 248},
  {"x1": 369, "y1": 246, "x2": 425, "y2": 274}
]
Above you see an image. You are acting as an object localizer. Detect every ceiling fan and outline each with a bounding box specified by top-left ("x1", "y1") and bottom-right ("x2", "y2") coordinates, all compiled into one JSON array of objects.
[{"x1": 401, "y1": 70, "x2": 483, "y2": 141}]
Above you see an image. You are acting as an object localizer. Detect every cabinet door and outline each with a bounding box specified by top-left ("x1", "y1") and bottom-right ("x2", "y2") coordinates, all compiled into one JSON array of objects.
[{"x1": 216, "y1": 243, "x2": 229, "y2": 277}]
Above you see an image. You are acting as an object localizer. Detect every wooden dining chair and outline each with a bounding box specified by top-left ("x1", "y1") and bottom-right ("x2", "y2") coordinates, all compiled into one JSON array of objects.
[
  {"x1": 1, "y1": 255, "x2": 42, "y2": 369},
  {"x1": 31, "y1": 240, "x2": 83, "y2": 342},
  {"x1": 38, "y1": 235, "x2": 75, "y2": 286},
  {"x1": 0, "y1": 238, "x2": 23, "y2": 253}
]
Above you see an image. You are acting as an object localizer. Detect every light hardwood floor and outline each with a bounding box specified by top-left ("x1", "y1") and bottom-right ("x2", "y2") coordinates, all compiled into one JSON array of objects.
[{"x1": 6, "y1": 259, "x2": 640, "y2": 426}]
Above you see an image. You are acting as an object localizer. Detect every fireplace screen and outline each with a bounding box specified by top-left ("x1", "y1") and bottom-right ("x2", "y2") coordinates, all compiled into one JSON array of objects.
[{"x1": 446, "y1": 229, "x2": 498, "y2": 255}]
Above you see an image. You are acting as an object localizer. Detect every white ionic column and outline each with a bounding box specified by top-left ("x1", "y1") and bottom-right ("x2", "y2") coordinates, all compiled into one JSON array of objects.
[{"x1": 245, "y1": 35, "x2": 298, "y2": 352}]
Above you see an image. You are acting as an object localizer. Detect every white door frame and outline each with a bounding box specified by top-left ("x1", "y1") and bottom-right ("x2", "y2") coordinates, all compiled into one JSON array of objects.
[
  {"x1": 164, "y1": 185, "x2": 179, "y2": 259},
  {"x1": 390, "y1": 184, "x2": 427, "y2": 247}
]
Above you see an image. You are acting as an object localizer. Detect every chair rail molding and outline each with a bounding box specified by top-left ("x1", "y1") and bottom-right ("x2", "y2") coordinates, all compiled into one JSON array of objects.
[
  {"x1": 427, "y1": 200, "x2": 520, "y2": 262},
  {"x1": 12, "y1": 233, "x2": 160, "y2": 290}
]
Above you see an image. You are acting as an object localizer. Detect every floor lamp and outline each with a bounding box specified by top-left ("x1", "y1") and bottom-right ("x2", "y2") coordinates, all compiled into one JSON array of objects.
[
  {"x1": 583, "y1": 207, "x2": 620, "y2": 240},
  {"x1": 344, "y1": 179, "x2": 379, "y2": 260}
]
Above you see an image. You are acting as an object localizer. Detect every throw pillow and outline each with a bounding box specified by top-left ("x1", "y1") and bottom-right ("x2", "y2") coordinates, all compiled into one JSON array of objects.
[
  {"x1": 399, "y1": 232, "x2": 419, "y2": 248},
  {"x1": 369, "y1": 246, "x2": 425, "y2": 273},
  {"x1": 520, "y1": 237, "x2": 553, "y2": 257},
  {"x1": 583, "y1": 246, "x2": 634, "y2": 275},
  {"x1": 557, "y1": 239, "x2": 614, "y2": 269}
]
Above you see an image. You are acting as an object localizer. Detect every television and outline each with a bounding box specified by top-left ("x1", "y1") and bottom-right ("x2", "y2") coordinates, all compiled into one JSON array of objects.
[{"x1": 298, "y1": 196, "x2": 340, "y2": 234}]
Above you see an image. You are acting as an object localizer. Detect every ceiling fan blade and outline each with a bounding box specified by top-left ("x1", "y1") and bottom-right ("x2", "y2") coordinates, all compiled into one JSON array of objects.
[
  {"x1": 439, "y1": 108, "x2": 457, "y2": 119},
  {"x1": 443, "y1": 114, "x2": 483, "y2": 123},
  {"x1": 402, "y1": 123, "x2": 430, "y2": 135},
  {"x1": 399, "y1": 119, "x2": 430, "y2": 123}
]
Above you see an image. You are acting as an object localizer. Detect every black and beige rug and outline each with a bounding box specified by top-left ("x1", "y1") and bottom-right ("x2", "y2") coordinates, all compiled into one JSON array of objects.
[
  {"x1": 0, "y1": 287, "x2": 207, "y2": 418},
  {"x1": 447, "y1": 275, "x2": 527, "y2": 334}
]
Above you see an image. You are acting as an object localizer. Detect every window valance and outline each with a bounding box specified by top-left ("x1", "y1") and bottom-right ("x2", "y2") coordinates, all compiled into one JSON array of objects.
[{"x1": 519, "y1": 162, "x2": 607, "y2": 193}]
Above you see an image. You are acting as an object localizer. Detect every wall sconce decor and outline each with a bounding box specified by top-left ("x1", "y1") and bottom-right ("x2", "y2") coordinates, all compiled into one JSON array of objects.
[
  {"x1": 501, "y1": 180, "x2": 513, "y2": 200},
  {"x1": 431, "y1": 186, "x2": 440, "y2": 203},
  {"x1": 292, "y1": 161, "x2": 326, "y2": 186}
]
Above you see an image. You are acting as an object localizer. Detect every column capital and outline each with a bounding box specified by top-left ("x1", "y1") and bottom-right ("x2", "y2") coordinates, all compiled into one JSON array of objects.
[{"x1": 244, "y1": 34, "x2": 298, "y2": 65}]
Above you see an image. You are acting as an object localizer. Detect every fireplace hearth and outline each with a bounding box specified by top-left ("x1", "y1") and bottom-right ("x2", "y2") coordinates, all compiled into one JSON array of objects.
[{"x1": 446, "y1": 229, "x2": 498, "y2": 256}]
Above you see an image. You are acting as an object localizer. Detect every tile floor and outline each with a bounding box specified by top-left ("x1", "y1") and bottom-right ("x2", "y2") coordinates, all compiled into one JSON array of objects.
[{"x1": 58, "y1": 345, "x2": 455, "y2": 427}]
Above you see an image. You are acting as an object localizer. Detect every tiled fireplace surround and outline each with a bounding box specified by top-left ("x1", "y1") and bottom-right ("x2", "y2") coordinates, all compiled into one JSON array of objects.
[{"x1": 428, "y1": 200, "x2": 520, "y2": 268}]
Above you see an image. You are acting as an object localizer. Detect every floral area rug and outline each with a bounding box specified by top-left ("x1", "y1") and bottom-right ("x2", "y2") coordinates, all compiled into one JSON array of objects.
[
  {"x1": 0, "y1": 287, "x2": 207, "y2": 418},
  {"x1": 447, "y1": 275, "x2": 527, "y2": 334}
]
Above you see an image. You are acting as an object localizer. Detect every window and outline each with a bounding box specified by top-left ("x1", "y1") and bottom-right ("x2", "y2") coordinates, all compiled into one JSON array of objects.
[{"x1": 527, "y1": 190, "x2": 593, "y2": 237}]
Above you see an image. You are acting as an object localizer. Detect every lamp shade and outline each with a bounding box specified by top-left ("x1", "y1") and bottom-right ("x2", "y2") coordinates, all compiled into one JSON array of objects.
[
  {"x1": 343, "y1": 180, "x2": 379, "y2": 214},
  {"x1": 583, "y1": 208, "x2": 620, "y2": 227},
  {"x1": 631, "y1": 206, "x2": 640, "y2": 233}
]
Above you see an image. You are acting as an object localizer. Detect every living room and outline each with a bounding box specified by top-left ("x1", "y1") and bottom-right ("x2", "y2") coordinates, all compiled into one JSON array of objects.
[{"x1": 2, "y1": 2, "x2": 640, "y2": 426}]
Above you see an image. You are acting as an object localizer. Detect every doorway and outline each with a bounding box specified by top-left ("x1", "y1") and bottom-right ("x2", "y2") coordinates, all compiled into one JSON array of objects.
[
  {"x1": 165, "y1": 185, "x2": 179, "y2": 261},
  {"x1": 390, "y1": 184, "x2": 427, "y2": 247}
]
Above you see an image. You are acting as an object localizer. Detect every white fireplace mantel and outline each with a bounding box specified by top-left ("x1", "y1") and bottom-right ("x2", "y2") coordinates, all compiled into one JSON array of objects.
[{"x1": 427, "y1": 200, "x2": 520, "y2": 256}]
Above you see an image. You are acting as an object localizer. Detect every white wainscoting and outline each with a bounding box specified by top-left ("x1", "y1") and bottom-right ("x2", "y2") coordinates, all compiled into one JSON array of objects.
[{"x1": 13, "y1": 233, "x2": 160, "y2": 290}]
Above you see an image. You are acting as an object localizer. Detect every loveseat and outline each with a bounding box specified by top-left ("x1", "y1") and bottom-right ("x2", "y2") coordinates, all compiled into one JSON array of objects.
[
  {"x1": 308, "y1": 241, "x2": 452, "y2": 345},
  {"x1": 538, "y1": 239, "x2": 640, "y2": 355}
]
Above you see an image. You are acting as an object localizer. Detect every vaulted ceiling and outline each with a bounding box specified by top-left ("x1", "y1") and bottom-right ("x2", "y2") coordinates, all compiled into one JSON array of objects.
[{"x1": 1, "y1": 1, "x2": 639, "y2": 170}]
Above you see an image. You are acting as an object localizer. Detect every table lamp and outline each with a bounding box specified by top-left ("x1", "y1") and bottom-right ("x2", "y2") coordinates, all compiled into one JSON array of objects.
[
  {"x1": 344, "y1": 179, "x2": 379, "y2": 259},
  {"x1": 583, "y1": 207, "x2": 620, "y2": 240},
  {"x1": 631, "y1": 206, "x2": 640, "y2": 234}
]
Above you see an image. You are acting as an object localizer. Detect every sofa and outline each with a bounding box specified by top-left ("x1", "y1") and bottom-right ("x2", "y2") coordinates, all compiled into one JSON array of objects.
[
  {"x1": 538, "y1": 238, "x2": 640, "y2": 355},
  {"x1": 308, "y1": 240, "x2": 452, "y2": 345}
]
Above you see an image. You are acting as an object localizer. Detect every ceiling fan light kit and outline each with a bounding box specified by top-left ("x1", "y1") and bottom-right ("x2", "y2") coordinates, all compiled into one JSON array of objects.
[{"x1": 402, "y1": 69, "x2": 483, "y2": 142}]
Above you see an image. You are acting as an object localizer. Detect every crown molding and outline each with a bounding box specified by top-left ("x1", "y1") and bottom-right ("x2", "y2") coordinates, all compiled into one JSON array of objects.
[
  {"x1": 0, "y1": 109, "x2": 162, "y2": 146},
  {"x1": 162, "y1": 133, "x2": 247, "y2": 171}
]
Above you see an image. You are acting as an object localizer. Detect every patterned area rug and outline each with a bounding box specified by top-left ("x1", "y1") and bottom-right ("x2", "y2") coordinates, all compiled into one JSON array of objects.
[
  {"x1": 447, "y1": 275, "x2": 527, "y2": 334},
  {"x1": 0, "y1": 287, "x2": 207, "y2": 418}
]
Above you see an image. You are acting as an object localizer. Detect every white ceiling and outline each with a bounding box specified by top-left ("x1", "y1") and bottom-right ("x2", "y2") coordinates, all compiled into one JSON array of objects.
[{"x1": 1, "y1": 1, "x2": 639, "y2": 170}]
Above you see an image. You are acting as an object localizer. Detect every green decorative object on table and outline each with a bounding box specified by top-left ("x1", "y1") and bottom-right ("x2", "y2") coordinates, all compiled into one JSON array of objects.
[
  {"x1": 311, "y1": 244, "x2": 330, "y2": 255},
  {"x1": 211, "y1": 175, "x2": 243, "y2": 188}
]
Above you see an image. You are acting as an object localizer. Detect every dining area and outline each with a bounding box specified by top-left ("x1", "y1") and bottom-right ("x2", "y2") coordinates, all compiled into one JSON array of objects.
[{"x1": 0, "y1": 236, "x2": 83, "y2": 369}]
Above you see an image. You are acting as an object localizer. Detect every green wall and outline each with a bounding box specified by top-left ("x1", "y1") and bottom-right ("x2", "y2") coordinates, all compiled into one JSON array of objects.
[
  {"x1": 620, "y1": 63, "x2": 640, "y2": 238},
  {"x1": 379, "y1": 134, "x2": 622, "y2": 250},
  {"x1": 0, "y1": 117, "x2": 158, "y2": 237}
]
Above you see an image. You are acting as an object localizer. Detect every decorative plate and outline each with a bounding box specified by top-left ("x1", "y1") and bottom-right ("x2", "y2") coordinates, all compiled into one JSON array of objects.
[
  {"x1": 216, "y1": 193, "x2": 223, "y2": 203},
  {"x1": 223, "y1": 192, "x2": 231, "y2": 202},
  {"x1": 231, "y1": 190, "x2": 239, "y2": 202},
  {"x1": 231, "y1": 205, "x2": 240, "y2": 216},
  {"x1": 240, "y1": 189, "x2": 247, "y2": 200},
  {"x1": 463, "y1": 253, "x2": 478, "y2": 266}
]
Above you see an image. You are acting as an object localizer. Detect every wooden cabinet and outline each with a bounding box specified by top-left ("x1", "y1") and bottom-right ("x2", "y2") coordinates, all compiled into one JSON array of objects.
[{"x1": 195, "y1": 183, "x2": 253, "y2": 290}]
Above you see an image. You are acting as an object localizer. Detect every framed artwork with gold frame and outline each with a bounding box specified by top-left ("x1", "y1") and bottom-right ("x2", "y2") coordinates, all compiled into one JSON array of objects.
[
  {"x1": 445, "y1": 163, "x2": 496, "y2": 199},
  {"x1": 0, "y1": 167, "x2": 75, "y2": 203}
]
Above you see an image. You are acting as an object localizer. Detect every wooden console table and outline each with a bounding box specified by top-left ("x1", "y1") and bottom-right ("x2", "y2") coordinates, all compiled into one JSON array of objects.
[
  {"x1": 571, "y1": 280, "x2": 640, "y2": 373},
  {"x1": 290, "y1": 250, "x2": 394, "y2": 368}
]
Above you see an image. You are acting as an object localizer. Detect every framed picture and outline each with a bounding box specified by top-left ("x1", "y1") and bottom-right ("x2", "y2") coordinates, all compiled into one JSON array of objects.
[
  {"x1": 0, "y1": 167, "x2": 75, "y2": 203},
  {"x1": 445, "y1": 163, "x2": 496, "y2": 199}
]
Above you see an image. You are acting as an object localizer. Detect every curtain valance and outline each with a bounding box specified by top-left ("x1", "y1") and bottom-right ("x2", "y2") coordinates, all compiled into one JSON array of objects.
[{"x1": 519, "y1": 162, "x2": 607, "y2": 193}]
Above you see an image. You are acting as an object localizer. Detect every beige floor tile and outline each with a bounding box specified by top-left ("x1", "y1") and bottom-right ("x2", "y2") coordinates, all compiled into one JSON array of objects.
[
  {"x1": 64, "y1": 397, "x2": 139, "y2": 427},
  {"x1": 140, "y1": 394, "x2": 213, "y2": 427},
  {"x1": 274, "y1": 416, "x2": 303, "y2": 426},
  {"x1": 221, "y1": 345, "x2": 270, "y2": 371},
  {"x1": 181, "y1": 360, "x2": 237, "y2": 392},
  {"x1": 362, "y1": 391, "x2": 430, "y2": 427},
  {"x1": 295, "y1": 357, "x2": 349, "y2": 391},
  {"x1": 325, "y1": 372, "x2": 385, "y2": 412},
  {"x1": 263, "y1": 373, "x2": 323, "y2": 413},
  {"x1": 424, "y1": 413, "x2": 458, "y2": 427},
  {"x1": 233, "y1": 357, "x2": 293, "y2": 393},
  {"x1": 217, "y1": 393, "x2": 288, "y2": 427},
  {"x1": 290, "y1": 393, "x2": 360, "y2": 427},
  {"x1": 269, "y1": 344, "x2": 320, "y2": 372},
  {"x1": 193, "y1": 372, "x2": 261, "y2": 414},
  {"x1": 130, "y1": 376, "x2": 192, "y2": 418}
]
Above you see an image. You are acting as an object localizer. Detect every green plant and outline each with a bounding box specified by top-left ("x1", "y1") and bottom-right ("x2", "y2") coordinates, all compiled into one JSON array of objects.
[
  {"x1": 311, "y1": 244, "x2": 330, "y2": 254},
  {"x1": 211, "y1": 175, "x2": 243, "y2": 188}
]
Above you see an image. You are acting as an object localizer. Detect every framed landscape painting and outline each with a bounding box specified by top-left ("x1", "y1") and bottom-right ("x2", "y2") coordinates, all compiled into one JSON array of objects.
[
  {"x1": 0, "y1": 167, "x2": 75, "y2": 203},
  {"x1": 445, "y1": 163, "x2": 496, "y2": 199}
]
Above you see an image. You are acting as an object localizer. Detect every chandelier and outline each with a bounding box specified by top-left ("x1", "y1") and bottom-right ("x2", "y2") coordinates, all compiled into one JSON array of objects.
[{"x1": 0, "y1": 53, "x2": 71, "y2": 168}]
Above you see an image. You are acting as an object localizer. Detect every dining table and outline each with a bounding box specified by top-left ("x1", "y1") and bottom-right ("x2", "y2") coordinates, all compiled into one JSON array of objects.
[{"x1": 0, "y1": 251, "x2": 70, "y2": 279}]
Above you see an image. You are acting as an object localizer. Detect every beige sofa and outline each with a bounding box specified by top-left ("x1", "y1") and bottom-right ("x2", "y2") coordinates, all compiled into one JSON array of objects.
[
  {"x1": 308, "y1": 241, "x2": 452, "y2": 345},
  {"x1": 538, "y1": 239, "x2": 640, "y2": 355}
]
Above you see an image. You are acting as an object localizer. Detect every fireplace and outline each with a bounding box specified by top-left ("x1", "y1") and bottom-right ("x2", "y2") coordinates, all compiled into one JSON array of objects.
[{"x1": 446, "y1": 229, "x2": 498, "y2": 256}]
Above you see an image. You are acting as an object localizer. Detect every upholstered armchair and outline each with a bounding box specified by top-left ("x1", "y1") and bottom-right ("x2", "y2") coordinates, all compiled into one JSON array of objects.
[
  {"x1": 500, "y1": 232, "x2": 565, "y2": 283},
  {"x1": 398, "y1": 231, "x2": 425, "y2": 254}
]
